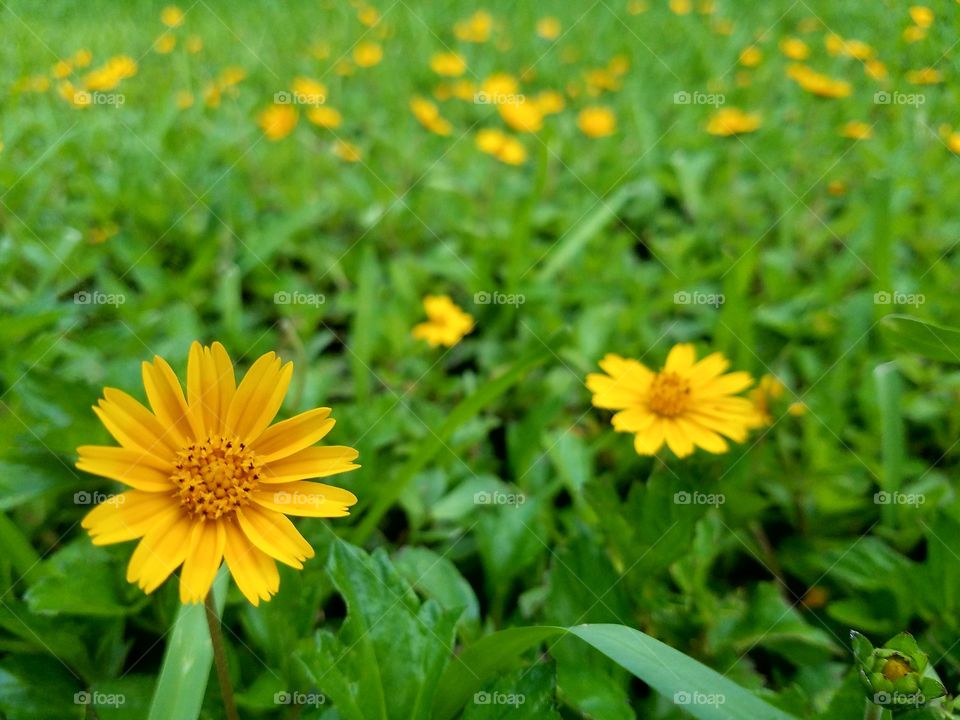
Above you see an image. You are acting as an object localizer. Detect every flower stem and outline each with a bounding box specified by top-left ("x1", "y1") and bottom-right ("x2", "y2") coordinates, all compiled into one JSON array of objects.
[
  {"x1": 863, "y1": 701, "x2": 883, "y2": 720},
  {"x1": 204, "y1": 591, "x2": 239, "y2": 720}
]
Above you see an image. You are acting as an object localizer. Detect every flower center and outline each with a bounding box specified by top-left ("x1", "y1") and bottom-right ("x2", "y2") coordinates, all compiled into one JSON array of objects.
[
  {"x1": 171, "y1": 436, "x2": 261, "y2": 520},
  {"x1": 647, "y1": 371, "x2": 691, "y2": 417},
  {"x1": 882, "y1": 657, "x2": 911, "y2": 681}
]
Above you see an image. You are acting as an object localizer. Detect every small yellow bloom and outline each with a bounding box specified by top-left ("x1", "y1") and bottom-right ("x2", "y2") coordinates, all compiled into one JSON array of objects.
[
  {"x1": 161, "y1": 5, "x2": 184, "y2": 27},
  {"x1": 480, "y1": 73, "x2": 519, "y2": 102},
  {"x1": 258, "y1": 104, "x2": 298, "y2": 141},
  {"x1": 412, "y1": 295, "x2": 475, "y2": 347},
  {"x1": 89, "y1": 223, "x2": 119, "y2": 244},
  {"x1": 357, "y1": 5, "x2": 380, "y2": 26},
  {"x1": 498, "y1": 99, "x2": 543, "y2": 133},
  {"x1": 585, "y1": 68, "x2": 622, "y2": 94},
  {"x1": 450, "y1": 79, "x2": 476, "y2": 101},
  {"x1": 52, "y1": 59, "x2": 73, "y2": 78},
  {"x1": 626, "y1": 0, "x2": 648, "y2": 14},
  {"x1": 73, "y1": 48, "x2": 93, "y2": 68},
  {"x1": 333, "y1": 139, "x2": 362, "y2": 162},
  {"x1": 454, "y1": 10, "x2": 493, "y2": 43},
  {"x1": 608, "y1": 54, "x2": 630, "y2": 76},
  {"x1": 83, "y1": 56, "x2": 138, "y2": 91},
  {"x1": 903, "y1": 25, "x2": 927, "y2": 42},
  {"x1": 203, "y1": 84, "x2": 221, "y2": 108},
  {"x1": 787, "y1": 401, "x2": 807, "y2": 417},
  {"x1": 219, "y1": 66, "x2": 246, "y2": 87},
  {"x1": 353, "y1": 41, "x2": 383, "y2": 67},
  {"x1": 307, "y1": 106, "x2": 342, "y2": 129},
  {"x1": 577, "y1": 106, "x2": 616, "y2": 138},
  {"x1": 706, "y1": 107, "x2": 761, "y2": 136},
  {"x1": 788, "y1": 65, "x2": 851, "y2": 98},
  {"x1": 906, "y1": 67, "x2": 942, "y2": 84},
  {"x1": 430, "y1": 51, "x2": 467, "y2": 77},
  {"x1": 536, "y1": 16, "x2": 561, "y2": 40},
  {"x1": 476, "y1": 129, "x2": 526, "y2": 165},
  {"x1": 669, "y1": 0, "x2": 692, "y2": 15},
  {"x1": 910, "y1": 6, "x2": 934, "y2": 28},
  {"x1": 587, "y1": 345, "x2": 760, "y2": 458},
  {"x1": 749, "y1": 374, "x2": 785, "y2": 425},
  {"x1": 334, "y1": 59, "x2": 354, "y2": 77},
  {"x1": 186, "y1": 35, "x2": 204, "y2": 53},
  {"x1": 826, "y1": 34, "x2": 873, "y2": 59},
  {"x1": 154, "y1": 33, "x2": 176, "y2": 54},
  {"x1": 77, "y1": 342, "x2": 359, "y2": 605},
  {"x1": 535, "y1": 90, "x2": 565, "y2": 115},
  {"x1": 779, "y1": 37, "x2": 809, "y2": 60},
  {"x1": 865, "y1": 59, "x2": 888, "y2": 80},
  {"x1": 827, "y1": 180, "x2": 846, "y2": 196},
  {"x1": 410, "y1": 97, "x2": 453, "y2": 136},
  {"x1": 175, "y1": 90, "x2": 194, "y2": 109},
  {"x1": 291, "y1": 77, "x2": 327, "y2": 104},
  {"x1": 739, "y1": 46, "x2": 762, "y2": 67},
  {"x1": 840, "y1": 121, "x2": 872, "y2": 140}
]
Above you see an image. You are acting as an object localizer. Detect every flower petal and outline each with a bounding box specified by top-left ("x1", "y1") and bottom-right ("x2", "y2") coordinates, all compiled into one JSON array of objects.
[
  {"x1": 77, "y1": 446, "x2": 173, "y2": 491},
  {"x1": 82, "y1": 491, "x2": 180, "y2": 545},
  {"x1": 142, "y1": 356, "x2": 198, "y2": 445},
  {"x1": 126, "y1": 510, "x2": 194, "y2": 592},
  {"x1": 664, "y1": 343, "x2": 697, "y2": 373},
  {"x1": 250, "y1": 481, "x2": 357, "y2": 517},
  {"x1": 259, "y1": 445, "x2": 359, "y2": 483},
  {"x1": 95, "y1": 388, "x2": 178, "y2": 459},
  {"x1": 633, "y1": 419, "x2": 666, "y2": 455},
  {"x1": 663, "y1": 419, "x2": 695, "y2": 458},
  {"x1": 224, "y1": 353, "x2": 293, "y2": 442},
  {"x1": 222, "y1": 519, "x2": 279, "y2": 606},
  {"x1": 236, "y1": 505, "x2": 314, "y2": 568},
  {"x1": 251, "y1": 408, "x2": 334, "y2": 462},
  {"x1": 179, "y1": 520, "x2": 226, "y2": 603}
]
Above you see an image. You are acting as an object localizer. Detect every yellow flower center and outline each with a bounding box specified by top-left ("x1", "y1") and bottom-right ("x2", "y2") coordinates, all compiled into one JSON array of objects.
[
  {"x1": 647, "y1": 372, "x2": 691, "y2": 417},
  {"x1": 882, "y1": 657, "x2": 911, "y2": 681},
  {"x1": 171, "y1": 436, "x2": 261, "y2": 520}
]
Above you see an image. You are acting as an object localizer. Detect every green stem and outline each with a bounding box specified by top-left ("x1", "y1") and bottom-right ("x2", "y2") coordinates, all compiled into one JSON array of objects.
[
  {"x1": 863, "y1": 701, "x2": 883, "y2": 720},
  {"x1": 205, "y1": 592, "x2": 239, "y2": 720}
]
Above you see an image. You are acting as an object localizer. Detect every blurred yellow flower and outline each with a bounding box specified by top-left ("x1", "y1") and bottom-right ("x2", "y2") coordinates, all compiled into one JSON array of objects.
[
  {"x1": 219, "y1": 66, "x2": 246, "y2": 87},
  {"x1": 749, "y1": 374, "x2": 785, "y2": 426},
  {"x1": 577, "y1": 106, "x2": 616, "y2": 138},
  {"x1": 826, "y1": 34, "x2": 873, "y2": 59},
  {"x1": 52, "y1": 60, "x2": 72, "y2": 79},
  {"x1": 186, "y1": 35, "x2": 204, "y2": 53},
  {"x1": 258, "y1": 104, "x2": 298, "y2": 141},
  {"x1": 454, "y1": 10, "x2": 493, "y2": 42},
  {"x1": 948, "y1": 132, "x2": 960, "y2": 154},
  {"x1": 161, "y1": 5, "x2": 184, "y2": 28},
  {"x1": 291, "y1": 76, "x2": 327, "y2": 103},
  {"x1": 827, "y1": 180, "x2": 846, "y2": 196},
  {"x1": 175, "y1": 90, "x2": 194, "y2": 109},
  {"x1": 779, "y1": 37, "x2": 809, "y2": 60},
  {"x1": 412, "y1": 295, "x2": 474, "y2": 347},
  {"x1": 840, "y1": 121, "x2": 872, "y2": 140},
  {"x1": 307, "y1": 106, "x2": 342, "y2": 129},
  {"x1": 669, "y1": 0, "x2": 692, "y2": 15},
  {"x1": 335, "y1": 59, "x2": 354, "y2": 76},
  {"x1": 333, "y1": 139, "x2": 362, "y2": 162},
  {"x1": 608, "y1": 54, "x2": 630, "y2": 76},
  {"x1": 587, "y1": 345, "x2": 759, "y2": 458},
  {"x1": 84, "y1": 56, "x2": 138, "y2": 91},
  {"x1": 910, "y1": 6, "x2": 933, "y2": 27},
  {"x1": 89, "y1": 223, "x2": 119, "y2": 244},
  {"x1": 357, "y1": 5, "x2": 380, "y2": 26},
  {"x1": 626, "y1": 0, "x2": 648, "y2": 14},
  {"x1": 73, "y1": 48, "x2": 92, "y2": 67},
  {"x1": 788, "y1": 65, "x2": 851, "y2": 98},
  {"x1": 154, "y1": 33, "x2": 176, "y2": 54},
  {"x1": 353, "y1": 41, "x2": 383, "y2": 67},
  {"x1": 536, "y1": 16, "x2": 561, "y2": 40},
  {"x1": 865, "y1": 59, "x2": 887, "y2": 80},
  {"x1": 410, "y1": 96, "x2": 453, "y2": 136},
  {"x1": 450, "y1": 79, "x2": 476, "y2": 101},
  {"x1": 535, "y1": 90, "x2": 565, "y2": 115},
  {"x1": 476, "y1": 129, "x2": 526, "y2": 165},
  {"x1": 585, "y1": 68, "x2": 622, "y2": 94},
  {"x1": 739, "y1": 46, "x2": 762, "y2": 67},
  {"x1": 480, "y1": 73, "x2": 518, "y2": 102},
  {"x1": 430, "y1": 51, "x2": 467, "y2": 77},
  {"x1": 706, "y1": 107, "x2": 761, "y2": 136},
  {"x1": 907, "y1": 67, "x2": 941, "y2": 84},
  {"x1": 903, "y1": 25, "x2": 927, "y2": 42},
  {"x1": 498, "y1": 99, "x2": 543, "y2": 133},
  {"x1": 787, "y1": 401, "x2": 807, "y2": 417}
]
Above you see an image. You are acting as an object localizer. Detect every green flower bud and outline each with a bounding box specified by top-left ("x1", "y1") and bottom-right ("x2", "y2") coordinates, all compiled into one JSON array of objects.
[{"x1": 851, "y1": 631, "x2": 946, "y2": 711}]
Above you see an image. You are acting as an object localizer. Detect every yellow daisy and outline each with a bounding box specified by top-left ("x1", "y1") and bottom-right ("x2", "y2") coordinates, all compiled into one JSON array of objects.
[
  {"x1": 587, "y1": 344, "x2": 760, "y2": 458},
  {"x1": 78, "y1": 342, "x2": 359, "y2": 605},
  {"x1": 412, "y1": 295, "x2": 474, "y2": 347}
]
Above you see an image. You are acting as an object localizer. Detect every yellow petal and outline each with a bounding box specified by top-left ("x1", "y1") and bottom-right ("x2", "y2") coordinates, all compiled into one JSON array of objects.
[
  {"x1": 236, "y1": 506, "x2": 314, "y2": 568},
  {"x1": 126, "y1": 510, "x2": 193, "y2": 592},
  {"x1": 250, "y1": 480, "x2": 357, "y2": 517},
  {"x1": 663, "y1": 419, "x2": 695, "y2": 458},
  {"x1": 698, "y1": 371, "x2": 754, "y2": 396},
  {"x1": 689, "y1": 352, "x2": 731, "y2": 384},
  {"x1": 179, "y1": 520, "x2": 226, "y2": 603},
  {"x1": 224, "y1": 353, "x2": 293, "y2": 442},
  {"x1": 259, "y1": 445, "x2": 359, "y2": 483},
  {"x1": 251, "y1": 408, "x2": 334, "y2": 461},
  {"x1": 142, "y1": 356, "x2": 198, "y2": 445},
  {"x1": 95, "y1": 388, "x2": 178, "y2": 459},
  {"x1": 82, "y1": 491, "x2": 180, "y2": 544},
  {"x1": 210, "y1": 342, "x2": 237, "y2": 434},
  {"x1": 610, "y1": 408, "x2": 656, "y2": 433},
  {"x1": 223, "y1": 518, "x2": 279, "y2": 605},
  {"x1": 633, "y1": 420, "x2": 665, "y2": 455},
  {"x1": 664, "y1": 343, "x2": 697, "y2": 373},
  {"x1": 77, "y1": 446, "x2": 174, "y2": 491},
  {"x1": 677, "y1": 417, "x2": 729, "y2": 454}
]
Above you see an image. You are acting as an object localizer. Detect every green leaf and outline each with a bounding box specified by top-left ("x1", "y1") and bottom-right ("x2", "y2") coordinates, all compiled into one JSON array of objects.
[
  {"x1": 462, "y1": 661, "x2": 561, "y2": 720},
  {"x1": 880, "y1": 315, "x2": 960, "y2": 363}
]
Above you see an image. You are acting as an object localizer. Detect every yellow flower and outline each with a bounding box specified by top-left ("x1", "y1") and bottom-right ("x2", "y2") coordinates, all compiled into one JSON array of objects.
[
  {"x1": 83, "y1": 56, "x2": 138, "y2": 91},
  {"x1": 903, "y1": 25, "x2": 927, "y2": 42},
  {"x1": 161, "y1": 5, "x2": 184, "y2": 28},
  {"x1": 154, "y1": 33, "x2": 176, "y2": 54},
  {"x1": 608, "y1": 54, "x2": 630, "y2": 76},
  {"x1": 788, "y1": 65, "x2": 851, "y2": 98},
  {"x1": 333, "y1": 139, "x2": 362, "y2": 162},
  {"x1": 480, "y1": 73, "x2": 518, "y2": 102},
  {"x1": 826, "y1": 34, "x2": 873, "y2": 59},
  {"x1": 749, "y1": 374, "x2": 785, "y2": 425},
  {"x1": 73, "y1": 48, "x2": 93, "y2": 68},
  {"x1": 186, "y1": 35, "x2": 204, "y2": 53},
  {"x1": 454, "y1": 10, "x2": 493, "y2": 43},
  {"x1": 307, "y1": 106, "x2": 342, "y2": 129},
  {"x1": 77, "y1": 342, "x2": 359, "y2": 605},
  {"x1": 587, "y1": 345, "x2": 759, "y2": 458},
  {"x1": 627, "y1": 0, "x2": 648, "y2": 14},
  {"x1": 219, "y1": 66, "x2": 246, "y2": 87},
  {"x1": 498, "y1": 98, "x2": 543, "y2": 133},
  {"x1": 89, "y1": 223, "x2": 119, "y2": 244},
  {"x1": 947, "y1": 132, "x2": 960, "y2": 154},
  {"x1": 739, "y1": 46, "x2": 762, "y2": 67},
  {"x1": 865, "y1": 59, "x2": 888, "y2": 80},
  {"x1": 669, "y1": 0, "x2": 692, "y2": 15},
  {"x1": 175, "y1": 90, "x2": 194, "y2": 109},
  {"x1": 827, "y1": 180, "x2": 846, "y2": 196},
  {"x1": 353, "y1": 41, "x2": 383, "y2": 67},
  {"x1": 706, "y1": 107, "x2": 761, "y2": 136},
  {"x1": 410, "y1": 97, "x2": 453, "y2": 136},
  {"x1": 449, "y1": 79, "x2": 476, "y2": 101},
  {"x1": 910, "y1": 6, "x2": 934, "y2": 28},
  {"x1": 779, "y1": 37, "x2": 809, "y2": 60},
  {"x1": 291, "y1": 76, "x2": 327, "y2": 104},
  {"x1": 584, "y1": 68, "x2": 622, "y2": 94},
  {"x1": 535, "y1": 90, "x2": 565, "y2": 115},
  {"x1": 907, "y1": 67, "x2": 941, "y2": 84},
  {"x1": 577, "y1": 106, "x2": 616, "y2": 138},
  {"x1": 258, "y1": 104, "x2": 298, "y2": 141},
  {"x1": 357, "y1": 5, "x2": 380, "y2": 26},
  {"x1": 536, "y1": 16, "x2": 561, "y2": 40},
  {"x1": 787, "y1": 401, "x2": 807, "y2": 417},
  {"x1": 840, "y1": 121, "x2": 872, "y2": 140},
  {"x1": 52, "y1": 60, "x2": 72, "y2": 79},
  {"x1": 476, "y1": 129, "x2": 526, "y2": 165},
  {"x1": 412, "y1": 295, "x2": 474, "y2": 347},
  {"x1": 430, "y1": 51, "x2": 467, "y2": 77}
]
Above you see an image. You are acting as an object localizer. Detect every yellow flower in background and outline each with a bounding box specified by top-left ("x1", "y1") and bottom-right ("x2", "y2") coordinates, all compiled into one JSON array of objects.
[
  {"x1": 840, "y1": 121, "x2": 872, "y2": 140},
  {"x1": 161, "y1": 5, "x2": 184, "y2": 28},
  {"x1": 587, "y1": 344, "x2": 759, "y2": 458},
  {"x1": 353, "y1": 41, "x2": 383, "y2": 67},
  {"x1": 907, "y1": 67, "x2": 942, "y2": 84},
  {"x1": 334, "y1": 59, "x2": 355, "y2": 76},
  {"x1": 84, "y1": 56, "x2": 138, "y2": 91},
  {"x1": 175, "y1": 90, "x2": 194, "y2": 109},
  {"x1": 430, "y1": 51, "x2": 467, "y2": 77},
  {"x1": 779, "y1": 37, "x2": 809, "y2": 60},
  {"x1": 706, "y1": 107, "x2": 761, "y2": 136},
  {"x1": 903, "y1": 25, "x2": 927, "y2": 42},
  {"x1": 608, "y1": 54, "x2": 630, "y2": 76},
  {"x1": 498, "y1": 98, "x2": 543, "y2": 133},
  {"x1": 357, "y1": 5, "x2": 380, "y2": 26},
  {"x1": 577, "y1": 106, "x2": 616, "y2": 137},
  {"x1": 333, "y1": 139, "x2": 362, "y2": 162},
  {"x1": 73, "y1": 48, "x2": 92, "y2": 67},
  {"x1": 412, "y1": 295, "x2": 475, "y2": 347},
  {"x1": 78, "y1": 342, "x2": 359, "y2": 605},
  {"x1": 307, "y1": 106, "x2": 342, "y2": 129},
  {"x1": 291, "y1": 76, "x2": 327, "y2": 103},
  {"x1": 788, "y1": 65, "x2": 851, "y2": 98},
  {"x1": 480, "y1": 73, "x2": 518, "y2": 102},
  {"x1": 535, "y1": 90, "x2": 565, "y2": 115},
  {"x1": 258, "y1": 104, "x2": 298, "y2": 141},
  {"x1": 669, "y1": 0, "x2": 692, "y2": 15},
  {"x1": 826, "y1": 34, "x2": 873, "y2": 59},
  {"x1": 476, "y1": 129, "x2": 526, "y2": 165},
  {"x1": 154, "y1": 33, "x2": 176, "y2": 54},
  {"x1": 698, "y1": 0, "x2": 715, "y2": 13},
  {"x1": 787, "y1": 402, "x2": 807, "y2": 417},
  {"x1": 454, "y1": 10, "x2": 493, "y2": 43},
  {"x1": 909, "y1": 6, "x2": 934, "y2": 28},
  {"x1": 186, "y1": 35, "x2": 204, "y2": 53},
  {"x1": 536, "y1": 16, "x2": 561, "y2": 40},
  {"x1": 584, "y1": 68, "x2": 622, "y2": 94},
  {"x1": 410, "y1": 96, "x2": 453, "y2": 136},
  {"x1": 89, "y1": 222, "x2": 119, "y2": 244},
  {"x1": 827, "y1": 180, "x2": 846, "y2": 196},
  {"x1": 739, "y1": 46, "x2": 762, "y2": 67},
  {"x1": 449, "y1": 79, "x2": 476, "y2": 101},
  {"x1": 865, "y1": 59, "x2": 888, "y2": 80},
  {"x1": 948, "y1": 132, "x2": 960, "y2": 154},
  {"x1": 627, "y1": 0, "x2": 648, "y2": 14},
  {"x1": 749, "y1": 374, "x2": 785, "y2": 425},
  {"x1": 52, "y1": 60, "x2": 72, "y2": 78}
]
